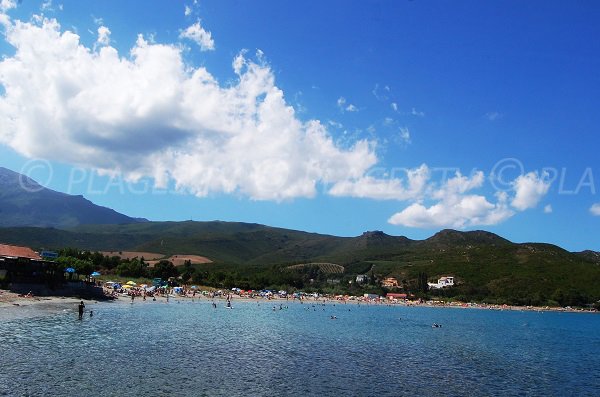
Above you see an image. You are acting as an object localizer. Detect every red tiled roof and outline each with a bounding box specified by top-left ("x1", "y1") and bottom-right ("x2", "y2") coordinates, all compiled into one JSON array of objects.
[
  {"x1": 386, "y1": 293, "x2": 407, "y2": 298},
  {"x1": 0, "y1": 244, "x2": 42, "y2": 260}
]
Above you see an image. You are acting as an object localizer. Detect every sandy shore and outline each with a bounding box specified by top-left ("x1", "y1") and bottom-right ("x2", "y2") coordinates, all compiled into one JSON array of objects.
[
  {"x1": 0, "y1": 289, "x2": 95, "y2": 320},
  {"x1": 1, "y1": 288, "x2": 596, "y2": 318}
]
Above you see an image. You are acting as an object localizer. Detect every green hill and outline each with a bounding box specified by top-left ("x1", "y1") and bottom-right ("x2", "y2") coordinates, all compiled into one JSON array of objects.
[{"x1": 0, "y1": 221, "x2": 598, "y2": 305}]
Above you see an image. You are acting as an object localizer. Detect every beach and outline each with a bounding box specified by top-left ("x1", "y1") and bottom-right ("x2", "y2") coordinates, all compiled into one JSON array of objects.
[{"x1": 1, "y1": 287, "x2": 595, "y2": 321}]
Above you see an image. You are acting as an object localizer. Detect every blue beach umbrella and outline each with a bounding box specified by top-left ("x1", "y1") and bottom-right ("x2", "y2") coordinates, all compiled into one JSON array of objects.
[
  {"x1": 91, "y1": 272, "x2": 101, "y2": 277},
  {"x1": 65, "y1": 267, "x2": 76, "y2": 273}
]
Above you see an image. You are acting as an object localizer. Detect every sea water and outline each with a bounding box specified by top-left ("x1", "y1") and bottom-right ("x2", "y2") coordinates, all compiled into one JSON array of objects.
[{"x1": 0, "y1": 300, "x2": 598, "y2": 396}]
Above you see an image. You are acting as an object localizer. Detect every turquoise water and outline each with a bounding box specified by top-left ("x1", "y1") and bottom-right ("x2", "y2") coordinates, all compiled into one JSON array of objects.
[{"x1": 0, "y1": 300, "x2": 599, "y2": 396}]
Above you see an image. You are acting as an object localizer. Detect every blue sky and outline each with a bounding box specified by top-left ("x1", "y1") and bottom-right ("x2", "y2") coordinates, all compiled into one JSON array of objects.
[{"x1": 0, "y1": 0, "x2": 599, "y2": 251}]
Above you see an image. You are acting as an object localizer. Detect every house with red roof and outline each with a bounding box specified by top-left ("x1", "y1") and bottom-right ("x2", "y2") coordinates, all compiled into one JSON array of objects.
[
  {"x1": 0, "y1": 243, "x2": 62, "y2": 287},
  {"x1": 0, "y1": 243, "x2": 43, "y2": 260}
]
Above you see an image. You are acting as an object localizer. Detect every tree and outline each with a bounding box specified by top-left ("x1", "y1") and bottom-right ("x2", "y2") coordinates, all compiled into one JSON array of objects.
[
  {"x1": 181, "y1": 260, "x2": 195, "y2": 282},
  {"x1": 151, "y1": 260, "x2": 178, "y2": 280},
  {"x1": 417, "y1": 272, "x2": 429, "y2": 293},
  {"x1": 116, "y1": 258, "x2": 148, "y2": 278}
]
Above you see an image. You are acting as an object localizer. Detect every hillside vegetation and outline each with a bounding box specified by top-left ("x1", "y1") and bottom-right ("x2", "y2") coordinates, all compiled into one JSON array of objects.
[{"x1": 0, "y1": 222, "x2": 599, "y2": 306}]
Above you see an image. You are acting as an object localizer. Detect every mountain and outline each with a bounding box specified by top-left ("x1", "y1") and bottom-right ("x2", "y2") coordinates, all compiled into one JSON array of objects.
[{"x1": 0, "y1": 167, "x2": 146, "y2": 228}]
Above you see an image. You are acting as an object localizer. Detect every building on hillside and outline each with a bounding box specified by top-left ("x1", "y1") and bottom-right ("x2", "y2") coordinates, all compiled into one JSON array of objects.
[
  {"x1": 427, "y1": 276, "x2": 455, "y2": 289},
  {"x1": 382, "y1": 277, "x2": 399, "y2": 288},
  {"x1": 356, "y1": 274, "x2": 368, "y2": 283}
]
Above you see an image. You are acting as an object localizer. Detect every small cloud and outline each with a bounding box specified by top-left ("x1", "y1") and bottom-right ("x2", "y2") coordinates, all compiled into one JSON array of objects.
[
  {"x1": 544, "y1": 204, "x2": 552, "y2": 214},
  {"x1": 411, "y1": 107, "x2": 425, "y2": 117},
  {"x1": 511, "y1": 171, "x2": 551, "y2": 211},
  {"x1": 390, "y1": 102, "x2": 398, "y2": 111},
  {"x1": 179, "y1": 20, "x2": 215, "y2": 51},
  {"x1": 96, "y1": 26, "x2": 111, "y2": 46},
  {"x1": 184, "y1": 5, "x2": 192, "y2": 16},
  {"x1": 372, "y1": 83, "x2": 390, "y2": 101},
  {"x1": 0, "y1": 0, "x2": 16, "y2": 12},
  {"x1": 337, "y1": 96, "x2": 358, "y2": 112},
  {"x1": 41, "y1": 0, "x2": 53, "y2": 11},
  {"x1": 590, "y1": 203, "x2": 600, "y2": 216},
  {"x1": 328, "y1": 120, "x2": 343, "y2": 129},
  {"x1": 398, "y1": 127, "x2": 411, "y2": 144},
  {"x1": 485, "y1": 111, "x2": 502, "y2": 121}
]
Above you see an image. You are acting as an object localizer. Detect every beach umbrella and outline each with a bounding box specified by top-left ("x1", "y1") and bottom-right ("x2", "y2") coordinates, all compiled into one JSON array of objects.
[
  {"x1": 126, "y1": 281, "x2": 137, "y2": 286},
  {"x1": 65, "y1": 267, "x2": 75, "y2": 273},
  {"x1": 122, "y1": 284, "x2": 133, "y2": 289},
  {"x1": 91, "y1": 272, "x2": 101, "y2": 277}
]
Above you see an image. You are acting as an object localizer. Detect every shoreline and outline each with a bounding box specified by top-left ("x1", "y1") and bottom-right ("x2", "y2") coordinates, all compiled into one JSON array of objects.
[{"x1": 1, "y1": 289, "x2": 596, "y2": 317}]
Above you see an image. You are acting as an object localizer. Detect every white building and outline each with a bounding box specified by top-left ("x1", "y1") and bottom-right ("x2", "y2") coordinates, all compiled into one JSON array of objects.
[
  {"x1": 428, "y1": 276, "x2": 454, "y2": 289},
  {"x1": 356, "y1": 274, "x2": 368, "y2": 283}
]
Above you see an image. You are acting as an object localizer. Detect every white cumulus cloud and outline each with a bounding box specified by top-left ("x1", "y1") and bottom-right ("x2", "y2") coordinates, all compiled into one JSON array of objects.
[
  {"x1": 0, "y1": 15, "x2": 378, "y2": 201},
  {"x1": 179, "y1": 20, "x2": 214, "y2": 51},
  {"x1": 329, "y1": 164, "x2": 430, "y2": 200},
  {"x1": 590, "y1": 203, "x2": 600, "y2": 216},
  {"x1": 388, "y1": 172, "x2": 514, "y2": 229},
  {"x1": 511, "y1": 171, "x2": 551, "y2": 211}
]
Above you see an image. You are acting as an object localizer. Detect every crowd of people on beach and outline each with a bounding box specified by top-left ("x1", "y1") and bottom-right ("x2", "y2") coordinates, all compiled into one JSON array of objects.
[{"x1": 96, "y1": 281, "x2": 596, "y2": 313}]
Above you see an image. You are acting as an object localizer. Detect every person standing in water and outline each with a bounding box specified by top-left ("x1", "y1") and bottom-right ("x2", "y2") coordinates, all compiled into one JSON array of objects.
[{"x1": 78, "y1": 301, "x2": 85, "y2": 319}]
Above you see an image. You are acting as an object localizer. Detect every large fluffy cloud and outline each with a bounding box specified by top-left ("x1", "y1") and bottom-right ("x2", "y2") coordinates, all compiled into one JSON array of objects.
[
  {"x1": 0, "y1": 15, "x2": 376, "y2": 200},
  {"x1": 0, "y1": 11, "x2": 554, "y2": 229},
  {"x1": 388, "y1": 172, "x2": 514, "y2": 229}
]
